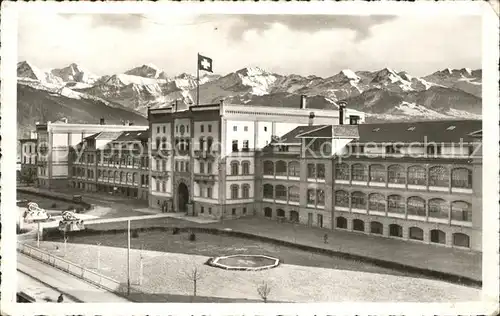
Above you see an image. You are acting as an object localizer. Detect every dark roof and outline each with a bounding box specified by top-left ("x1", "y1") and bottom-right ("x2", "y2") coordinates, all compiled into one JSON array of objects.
[
  {"x1": 18, "y1": 138, "x2": 37, "y2": 143},
  {"x1": 270, "y1": 120, "x2": 481, "y2": 146},
  {"x1": 83, "y1": 132, "x2": 100, "y2": 140},
  {"x1": 114, "y1": 130, "x2": 149, "y2": 142},
  {"x1": 275, "y1": 125, "x2": 327, "y2": 144},
  {"x1": 354, "y1": 120, "x2": 482, "y2": 144}
]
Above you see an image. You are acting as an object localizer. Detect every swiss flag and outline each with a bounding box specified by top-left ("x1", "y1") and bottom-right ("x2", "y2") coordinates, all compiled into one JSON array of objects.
[{"x1": 198, "y1": 54, "x2": 213, "y2": 73}]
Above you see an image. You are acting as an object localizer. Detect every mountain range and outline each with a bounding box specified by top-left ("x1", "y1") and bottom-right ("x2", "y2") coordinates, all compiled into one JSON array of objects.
[{"x1": 17, "y1": 61, "x2": 482, "y2": 137}]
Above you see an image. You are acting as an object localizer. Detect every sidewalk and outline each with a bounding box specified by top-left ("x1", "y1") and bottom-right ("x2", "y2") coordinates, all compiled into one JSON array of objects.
[
  {"x1": 17, "y1": 253, "x2": 130, "y2": 302},
  {"x1": 203, "y1": 217, "x2": 482, "y2": 282}
]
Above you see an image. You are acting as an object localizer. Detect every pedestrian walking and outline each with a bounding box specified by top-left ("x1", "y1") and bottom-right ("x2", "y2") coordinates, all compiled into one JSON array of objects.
[
  {"x1": 57, "y1": 294, "x2": 63, "y2": 303},
  {"x1": 323, "y1": 233, "x2": 328, "y2": 244}
]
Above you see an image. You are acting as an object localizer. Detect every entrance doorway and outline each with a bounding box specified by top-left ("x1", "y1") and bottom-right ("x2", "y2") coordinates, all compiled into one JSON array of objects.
[{"x1": 177, "y1": 182, "x2": 189, "y2": 212}]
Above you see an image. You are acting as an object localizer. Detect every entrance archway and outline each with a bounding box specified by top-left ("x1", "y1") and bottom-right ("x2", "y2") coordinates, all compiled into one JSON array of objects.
[{"x1": 177, "y1": 182, "x2": 189, "y2": 212}]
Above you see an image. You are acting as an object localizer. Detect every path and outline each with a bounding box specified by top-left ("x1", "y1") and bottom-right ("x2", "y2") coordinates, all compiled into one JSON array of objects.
[{"x1": 17, "y1": 253, "x2": 130, "y2": 302}]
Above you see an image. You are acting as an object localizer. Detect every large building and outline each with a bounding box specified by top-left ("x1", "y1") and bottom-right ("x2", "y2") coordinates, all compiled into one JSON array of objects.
[
  {"x1": 70, "y1": 129, "x2": 150, "y2": 200},
  {"x1": 18, "y1": 136, "x2": 38, "y2": 183},
  {"x1": 35, "y1": 119, "x2": 147, "y2": 189},
  {"x1": 147, "y1": 98, "x2": 365, "y2": 216},
  {"x1": 258, "y1": 120, "x2": 482, "y2": 251}
]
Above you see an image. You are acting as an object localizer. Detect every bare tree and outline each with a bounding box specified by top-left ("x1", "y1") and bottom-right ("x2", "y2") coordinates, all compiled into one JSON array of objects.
[
  {"x1": 257, "y1": 281, "x2": 271, "y2": 303},
  {"x1": 184, "y1": 266, "x2": 205, "y2": 300}
]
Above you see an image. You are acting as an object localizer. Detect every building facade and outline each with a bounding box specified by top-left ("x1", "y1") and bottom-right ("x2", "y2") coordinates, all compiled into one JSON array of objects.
[
  {"x1": 35, "y1": 120, "x2": 147, "y2": 189},
  {"x1": 257, "y1": 120, "x2": 482, "y2": 251},
  {"x1": 19, "y1": 138, "x2": 38, "y2": 183},
  {"x1": 69, "y1": 130, "x2": 150, "y2": 200},
  {"x1": 147, "y1": 98, "x2": 364, "y2": 217}
]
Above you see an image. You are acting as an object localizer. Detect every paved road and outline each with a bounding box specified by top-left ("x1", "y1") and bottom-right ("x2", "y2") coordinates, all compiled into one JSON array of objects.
[
  {"x1": 17, "y1": 254, "x2": 130, "y2": 303},
  {"x1": 18, "y1": 271, "x2": 78, "y2": 303}
]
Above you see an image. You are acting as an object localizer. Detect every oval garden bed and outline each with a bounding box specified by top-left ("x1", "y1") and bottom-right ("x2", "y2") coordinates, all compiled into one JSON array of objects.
[{"x1": 207, "y1": 254, "x2": 280, "y2": 271}]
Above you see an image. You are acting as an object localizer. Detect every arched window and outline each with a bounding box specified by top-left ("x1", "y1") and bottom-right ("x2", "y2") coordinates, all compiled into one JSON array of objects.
[
  {"x1": 263, "y1": 161, "x2": 274, "y2": 175},
  {"x1": 241, "y1": 161, "x2": 250, "y2": 175},
  {"x1": 428, "y1": 198, "x2": 448, "y2": 219},
  {"x1": 275, "y1": 185, "x2": 287, "y2": 201},
  {"x1": 335, "y1": 163, "x2": 349, "y2": 180},
  {"x1": 353, "y1": 219, "x2": 365, "y2": 232},
  {"x1": 451, "y1": 201, "x2": 472, "y2": 222},
  {"x1": 387, "y1": 195, "x2": 404, "y2": 214},
  {"x1": 230, "y1": 185, "x2": 239, "y2": 199},
  {"x1": 263, "y1": 184, "x2": 274, "y2": 199},
  {"x1": 451, "y1": 168, "x2": 472, "y2": 189},
  {"x1": 370, "y1": 221, "x2": 383, "y2": 234},
  {"x1": 430, "y1": 229, "x2": 446, "y2": 244},
  {"x1": 453, "y1": 233, "x2": 470, "y2": 248},
  {"x1": 369, "y1": 164, "x2": 385, "y2": 182},
  {"x1": 132, "y1": 173, "x2": 137, "y2": 184},
  {"x1": 408, "y1": 165, "x2": 426, "y2": 186},
  {"x1": 407, "y1": 196, "x2": 426, "y2": 217},
  {"x1": 275, "y1": 160, "x2": 287, "y2": 176},
  {"x1": 230, "y1": 161, "x2": 239, "y2": 175},
  {"x1": 120, "y1": 171, "x2": 124, "y2": 182},
  {"x1": 199, "y1": 137, "x2": 205, "y2": 151},
  {"x1": 307, "y1": 189, "x2": 316, "y2": 205},
  {"x1": 409, "y1": 227, "x2": 424, "y2": 241},
  {"x1": 277, "y1": 209, "x2": 285, "y2": 217},
  {"x1": 264, "y1": 207, "x2": 272, "y2": 218},
  {"x1": 336, "y1": 217, "x2": 347, "y2": 229},
  {"x1": 114, "y1": 171, "x2": 118, "y2": 181},
  {"x1": 290, "y1": 210, "x2": 299, "y2": 222},
  {"x1": 351, "y1": 163, "x2": 367, "y2": 181},
  {"x1": 108, "y1": 170, "x2": 112, "y2": 178},
  {"x1": 429, "y1": 166, "x2": 449, "y2": 187},
  {"x1": 351, "y1": 191, "x2": 367, "y2": 209},
  {"x1": 207, "y1": 137, "x2": 214, "y2": 151},
  {"x1": 288, "y1": 161, "x2": 300, "y2": 177},
  {"x1": 288, "y1": 186, "x2": 300, "y2": 203},
  {"x1": 368, "y1": 193, "x2": 385, "y2": 212},
  {"x1": 127, "y1": 172, "x2": 132, "y2": 183},
  {"x1": 335, "y1": 190, "x2": 349, "y2": 207},
  {"x1": 388, "y1": 164, "x2": 405, "y2": 184},
  {"x1": 316, "y1": 189, "x2": 325, "y2": 206},
  {"x1": 389, "y1": 224, "x2": 403, "y2": 237},
  {"x1": 242, "y1": 184, "x2": 250, "y2": 199}
]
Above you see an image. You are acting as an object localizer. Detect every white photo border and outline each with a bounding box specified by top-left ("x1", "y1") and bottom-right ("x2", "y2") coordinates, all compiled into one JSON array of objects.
[{"x1": 1, "y1": 1, "x2": 499, "y2": 315}]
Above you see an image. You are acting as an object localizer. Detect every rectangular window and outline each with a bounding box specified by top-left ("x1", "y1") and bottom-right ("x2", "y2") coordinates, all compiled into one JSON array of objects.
[
  {"x1": 243, "y1": 140, "x2": 249, "y2": 151},
  {"x1": 317, "y1": 164, "x2": 325, "y2": 179},
  {"x1": 208, "y1": 125, "x2": 212, "y2": 133},
  {"x1": 243, "y1": 207, "x2": 247, "y2": 214},
  {"x1": 186, "y1": 162, "x2": 190, "y2": 172},
  {"x1": 163, "y1": 126, "x2": 166, "y2": 133},
  {"x1": 264, "y1": 126, "x2": 268, "y2": 132},
  {"x1": 200, "y1": 188, "x2": 205, "y2": 197},
  {"x1": 175, "y1": 161, "x2": 179, "y2": 171},
  {"x1": 207, "y1": 187, "x2": 212, "y2": 198},
  {"x1": 208, "y1": 207, "x2": 212, "y2": 214},
  {"x1": 232, "y1": 208, "x2": 236, "y2": 215},
  {"x1": 200, "y1": 207, "x2": 204, "y2": 214},
  {"x1": 244, "y1": 126, "x2": 248, "y2": 132},
  {"x1": 157, "y1": 126, "x2": 160, "y2": 134},
  {"x1": 201, "y1": 125, "x2": 204, "y2": 133},
  {"x1": 307, "y1": 164, "x2": 316, "y2": 178},
  {"x1": 232, "y1": 140, "x2": 239, "y2": 152},
  {"x1": 233, "y1": 126, "x2": 237, "y2": 132},
  {"x1": 207, "y1": 163, "x2": 212, "y2": 174},
  {"x1": 200, "y1": 162, "x2": 205, "y2": 173},
  {"x1": 162, "y1": 181, "x2": 166, "y2": 192}
]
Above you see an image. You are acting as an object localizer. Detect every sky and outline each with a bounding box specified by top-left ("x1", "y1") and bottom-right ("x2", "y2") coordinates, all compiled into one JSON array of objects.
[{"x1": 17, "y1": 13, "x2": 482, "y2": 78}]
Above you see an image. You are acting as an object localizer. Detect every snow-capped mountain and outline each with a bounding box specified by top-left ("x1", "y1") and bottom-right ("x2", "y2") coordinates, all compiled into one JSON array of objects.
[{"x1": 17, "y1": 60, "x2": 482, "y2": 122}]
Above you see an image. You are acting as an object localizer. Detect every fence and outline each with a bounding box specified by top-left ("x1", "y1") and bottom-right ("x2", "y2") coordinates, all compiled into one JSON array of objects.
[{"x1": 17, "y1": 242, "x2": 127, "y2": 297}]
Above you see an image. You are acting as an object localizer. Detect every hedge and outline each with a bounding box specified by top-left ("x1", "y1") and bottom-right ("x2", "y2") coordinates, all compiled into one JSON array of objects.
[{"x1": 17, "y1": 189, "x2": 92, "y2": 210}]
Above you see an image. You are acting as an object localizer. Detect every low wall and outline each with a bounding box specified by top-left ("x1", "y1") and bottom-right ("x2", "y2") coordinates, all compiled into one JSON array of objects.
[
  {"x1": 41, "y1": 225, "x2": 482, "y2": 288},
  {"x1": 17, "y1": 188, "x2": 92, "y2": 210}
]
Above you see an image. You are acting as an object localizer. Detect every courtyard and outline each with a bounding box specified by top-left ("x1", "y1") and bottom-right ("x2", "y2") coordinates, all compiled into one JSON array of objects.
[{"x1": 29, "y1": 228, "x2": 481, "y2": 303}]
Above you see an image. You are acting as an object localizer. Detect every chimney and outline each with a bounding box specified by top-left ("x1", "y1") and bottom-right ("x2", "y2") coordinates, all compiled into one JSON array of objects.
[
  {"x1": 338, "y1": 101, "x2": 347, "y2": 125},
  {"x1": 99, "y1": 118, "x2": 105, "y2": 125},
  {"x1": 300, "y1": 95, "x2": 307, "y2": 109},
  {"x1": 308, "y1": 111, "x2": 315, "y2": 126}
]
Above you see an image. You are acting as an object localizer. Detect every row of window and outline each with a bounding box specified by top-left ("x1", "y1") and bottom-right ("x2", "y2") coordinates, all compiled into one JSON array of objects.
[
  {"x1": 263, "y1": 161, "x2": 324, "y2": 179},
  {"x1": 334, "y1": 191, "x2": 471, "y2": 221},
  {"x1": 335, "y1": 163, "x2": 472, "y2": 188},
  {"x1": 335, "y1": 218, "x2": 470, "y2": 248},
  {"x1": 262, "y1": 184, "x2": 325, "y2": 206},
  {"x1": 229, "y1": 184, "x2": 251, "y2": 199},
  {"x1": 230, "y1": 161, "x2": 251, "y2": 175}
]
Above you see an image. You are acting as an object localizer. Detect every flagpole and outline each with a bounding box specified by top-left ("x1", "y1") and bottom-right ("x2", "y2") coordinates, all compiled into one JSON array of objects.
[{"x1": 196, "y1": 53, "x2": 200, "y2": 106}]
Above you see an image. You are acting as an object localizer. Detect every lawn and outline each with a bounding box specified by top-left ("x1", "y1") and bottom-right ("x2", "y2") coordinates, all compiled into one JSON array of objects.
[
  {"x1": 55, "y1": 229, "x2": 412, "y2": 277},
  {"x1": 30, "y1": 240, "x2": 481, "y2": 303}
]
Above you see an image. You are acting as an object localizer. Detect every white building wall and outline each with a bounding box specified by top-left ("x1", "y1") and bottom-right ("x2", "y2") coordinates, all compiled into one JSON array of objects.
[
  {"x1": 193, "y1": 121, "x2": 220, "y2": 151},
  {"x1": 151, "y1": 123, "x2": 172, "y2": 149}
]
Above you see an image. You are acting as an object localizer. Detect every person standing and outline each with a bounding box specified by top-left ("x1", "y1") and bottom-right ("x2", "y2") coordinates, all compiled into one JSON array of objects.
[{"x1": 323, "y1": 233, "x2": 328, "y2": 244}]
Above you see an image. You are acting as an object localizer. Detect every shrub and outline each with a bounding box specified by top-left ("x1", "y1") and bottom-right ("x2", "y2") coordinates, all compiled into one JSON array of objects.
[
  {"x1": 75, "y1": 207, "x2": 84, "y2": 214},
  {"x1": 172, "y1": 227, "x2": 180, "y2": 235},
  {"x1": 189, "y1": 233, "x2": 196, "y2": 241},
  {"x1": 131, "y1": 230, "x2": 139, "y2": 238}
]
